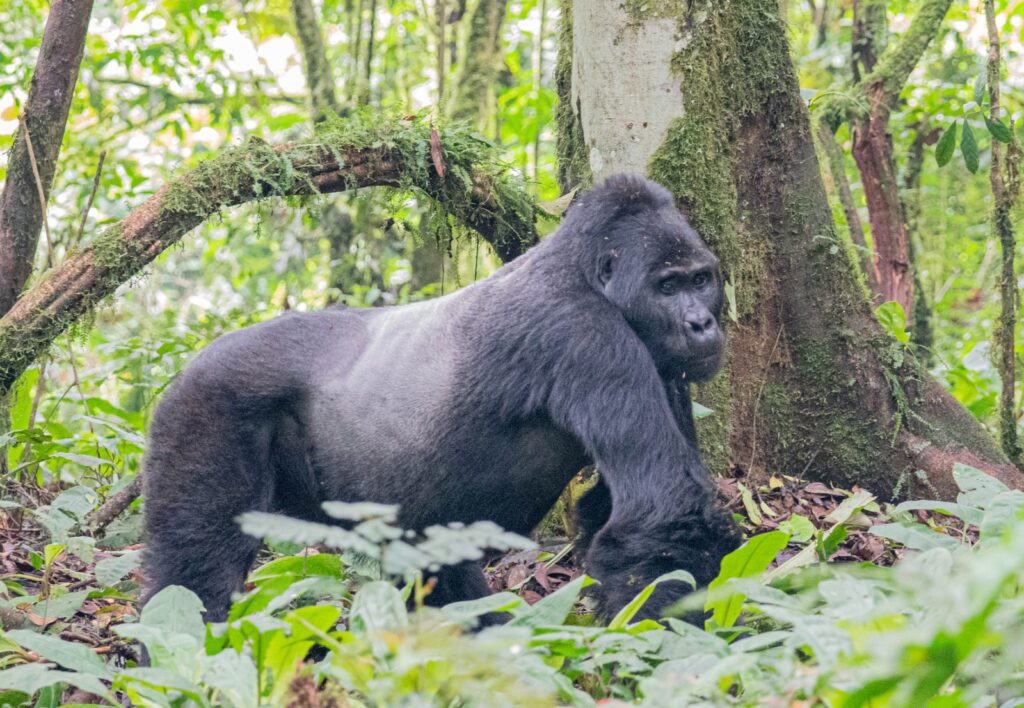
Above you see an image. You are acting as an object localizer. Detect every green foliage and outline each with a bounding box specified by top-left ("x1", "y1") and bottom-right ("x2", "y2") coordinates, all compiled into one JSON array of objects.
[
  {"x1": 935, "y1": 120, "x2": 958, "y2": 166},
  {"x1": 875, "y1": 300, "x2": 911, "y2": 344},
  {"x1": 705, "y1": 531, "x2": 789, "y2": 629},
  {"x1": 5, "y1": 467, "x2": 1024, "y2": 705}
]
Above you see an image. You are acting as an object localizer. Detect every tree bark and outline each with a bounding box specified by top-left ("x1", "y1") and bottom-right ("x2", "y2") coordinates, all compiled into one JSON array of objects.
[
  {"x1": 901, "y1": 123, "x2": 938, "y2": 361},
  {"x1": 554, "y1": 0, "x2": 588, "y2": 193},
  {"x1": 849, "y1": 0, "x2": 953, "y2": 314},
  {"x1": 449, "y1": 0, "x2": 509, "y2": 128},
  {"x1": 0, "y1": 0, "x2": 94, "y2": 317},
  {"x1": 0, "y1": 123, "x2": 539, "y2": 394},
  {"x1": 562, "y1": 0, "x2": 1024, "y2": 499},
  {"x1": 986, "y1": 0, "x2": 1021, "y2": 463},
  {"x1": 815, "y1": 120, "x2": 874, "y2": 289},
  {"x1": 290, "y1": 0, "x2": 341, "y2": 121}
]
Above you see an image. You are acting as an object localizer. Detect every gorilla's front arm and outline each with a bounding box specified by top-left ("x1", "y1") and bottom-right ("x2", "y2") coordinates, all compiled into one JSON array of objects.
[{"x1": 142, "y1": 175, "x2": 741, "y2": 623}]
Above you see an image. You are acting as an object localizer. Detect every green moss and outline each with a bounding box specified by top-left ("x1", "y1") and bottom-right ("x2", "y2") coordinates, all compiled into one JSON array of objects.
[
  {"x1": 647, "y1": 2, "x2": 794, "y2": 470},
  {"x1": 0, "y1": 112, "x2": 540, "y2": 394},
  {"x1": 623, "y1": 0, "x2": 687, "y2": 22},
  {"x1": 554, "y1": 0, "x2": 590, "y2": 193},
  {"x1": 862, "y1": 0, "x2": 953, "y2": 98},
  {"x1": 694, "y1": 361, "x2": 733, "y2": 475},
  {"x1": 648, "y1": 1, "x2": 791, "y2": 312}
]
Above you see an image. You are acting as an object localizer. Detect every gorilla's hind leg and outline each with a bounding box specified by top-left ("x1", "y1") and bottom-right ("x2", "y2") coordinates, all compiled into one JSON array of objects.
[
  {"x1": 143, "y1": 407, "x2": 276, "y2": 622},
  {"x1": 143, "y1": 519, "x2": 263, "y2": 622}
]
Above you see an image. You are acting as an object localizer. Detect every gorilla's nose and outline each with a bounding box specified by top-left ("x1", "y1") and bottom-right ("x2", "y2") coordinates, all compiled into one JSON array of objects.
[{"x1": 685, "y1": 314, "x2": 717, "y2": 338}]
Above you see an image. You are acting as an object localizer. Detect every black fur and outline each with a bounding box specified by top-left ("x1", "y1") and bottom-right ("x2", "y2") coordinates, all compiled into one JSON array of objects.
[{"x1": 142, "y1": 174, "x2": 742, "y2": 623}]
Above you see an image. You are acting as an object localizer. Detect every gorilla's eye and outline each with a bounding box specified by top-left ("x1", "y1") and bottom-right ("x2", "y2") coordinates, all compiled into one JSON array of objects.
[
  {"x1": 659, "y1": 276, "x2": 682, "y2": 295},
  {"x1": 692, "y1": 272, "x2": 711, "y2": 289}
]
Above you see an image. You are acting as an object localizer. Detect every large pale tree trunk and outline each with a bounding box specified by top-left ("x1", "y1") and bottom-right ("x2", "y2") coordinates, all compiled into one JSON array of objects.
[{"x1": 560, "y1": 0, "x2": 1024, "y2": 499}]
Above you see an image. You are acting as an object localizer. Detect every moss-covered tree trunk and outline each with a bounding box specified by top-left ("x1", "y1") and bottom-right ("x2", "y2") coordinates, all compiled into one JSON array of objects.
[{"x1": 560, "y1": 0, "x2": 1024, "y2": 499}]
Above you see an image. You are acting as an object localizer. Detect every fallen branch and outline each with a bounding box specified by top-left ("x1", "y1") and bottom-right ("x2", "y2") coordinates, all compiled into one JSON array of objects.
[
  {"x1": 0, "y1": 118, "x2": 539, "y2": 393},
  {"x1": 86, "y1": 475, "x2": 142, "y2": 535}
]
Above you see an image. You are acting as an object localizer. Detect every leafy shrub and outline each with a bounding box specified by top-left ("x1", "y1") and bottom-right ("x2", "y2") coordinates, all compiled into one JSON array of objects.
[{"x1": 3, "y1": 465, "x2": 1024, "y2": 706}]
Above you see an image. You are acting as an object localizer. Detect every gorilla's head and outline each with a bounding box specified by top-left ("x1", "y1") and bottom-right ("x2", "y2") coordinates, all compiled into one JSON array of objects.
[{"x1": 566, "y1": 175, "x2": 725, "y2": 379}]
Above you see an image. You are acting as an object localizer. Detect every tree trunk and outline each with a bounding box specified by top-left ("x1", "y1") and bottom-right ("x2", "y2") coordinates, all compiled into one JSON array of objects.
[
  {"x1": 0, "y1": 0, "x2": 94, "y2": 317},
  {"x1": 849, "y1": 0, "x2": 953, "y2": 316},
  {"x1": 449, "y1": 0, "x2": 509, "y2": 128},
  {"x1": 563, "y1": 0, "x2": 1024, "y2": 499},
  {"x1": 985, "y1": 0, "x2": 1021, "y2": 463},
  {"x1": 290, "y1": 0, "x2": 341, "y2": 121}
]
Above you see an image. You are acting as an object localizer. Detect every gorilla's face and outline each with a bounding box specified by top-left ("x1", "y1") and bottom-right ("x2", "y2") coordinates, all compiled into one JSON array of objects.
[{"x1": 598, "y1": 207, "x2": 724, "y2": 379}]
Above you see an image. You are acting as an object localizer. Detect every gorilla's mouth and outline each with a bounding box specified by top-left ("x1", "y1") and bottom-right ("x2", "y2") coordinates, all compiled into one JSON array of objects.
[{"x1": 682, "y1": 351, "x2": 723, "y2": 379}]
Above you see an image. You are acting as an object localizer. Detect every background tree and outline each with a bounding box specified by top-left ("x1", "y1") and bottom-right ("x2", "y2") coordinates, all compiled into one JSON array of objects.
[{"x1": 560, "y1": 0, "x2": 1024, "y2": 498}]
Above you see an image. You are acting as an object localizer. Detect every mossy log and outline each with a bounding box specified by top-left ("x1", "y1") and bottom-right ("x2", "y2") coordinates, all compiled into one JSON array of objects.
[{"x1": 0, "y1": 119, "x2": 539, "y2": 394}]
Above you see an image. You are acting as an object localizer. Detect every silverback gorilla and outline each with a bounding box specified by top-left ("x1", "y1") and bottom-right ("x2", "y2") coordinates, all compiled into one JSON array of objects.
[{"x1": 142, "y1": 174, "x2": 741, "y2": 623}]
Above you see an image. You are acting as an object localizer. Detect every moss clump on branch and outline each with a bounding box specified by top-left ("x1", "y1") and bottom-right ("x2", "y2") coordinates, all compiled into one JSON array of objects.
[{"x1": 0, "y1": 112, "x2": 539, "y2": 394}]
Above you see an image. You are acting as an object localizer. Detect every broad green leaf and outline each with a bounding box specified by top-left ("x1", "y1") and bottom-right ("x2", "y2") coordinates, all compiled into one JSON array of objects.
[
  {"x1": 512, "y1": 575, "x2": 596, "y2": 628},
  {"x1": 6, "y1": 630, "x2": 113, "y2": 679},
  {"x1": 893, "y1": 500, "x2": 984, "y2": 527},
  {"x1": 248, "y1": 553, "x2": 343, "y2": 584},
  {"x1": 141, "y1": 585, "x2": 206, "y2": 638},
  {"x1": 199, "y1": 650, "x2": 259, "y2": 708},
  {"x1": 973, "y1": 67, "x2": 987, "y2": 105},
  {"x1": 114, "y1": 624, "x2": 203, "y2": 672},
  {"x1": 32, "y1": 589, "x2": 91, "y2": 620},
  {"x1": 961, "y1": 121, "x2": 979, "y2": 173},
  {"x1": 444, "y1": 592, "x2": 525, "y2": 624},
  {"x1": 979, "y1": 491, "x2": 1024, "y2": 540},
  {"x1": 870, "y1": 522, "x2": 961, "y2": 551},
  {"x1": 875, "y1": 301, "x2": 909, "y2": 344},
  {"x1": 985, "y1": 117, "x2": 1012, "y2": 144},
  {"x1": 94, "y1": 549, "x2": 143, "y2": 586},
  {"x1": 935, "y1": 122, "x2": 958, "y2": 166},
  {"x1": 706, "y1": 531, "x2": 790, "y2": 629},
  {"x1": 118, "y1": 666, "x2": 207, "y2": 704},
  {"x1": 609, "y1": 570, "x2": 694, "y2": 629},
  {"x1": 266, "y1": 605, "x2": 342, "y2": 704},
  {"x1": 66, "y1": 535, "x2": 95, "y2": 563},
  {"x1": 8, "y1": 369, "x2": 37, "y2": 432},
  {"x1": 954, "y1": 463, "x2": 1009, "y2": 509},
  {"x1": 0, "y1": 663, "x2": 111, "y2": 701},
  {"x1": 43, "y1": 544, "x2": 65, "y2": 568},
  {"x1": 777, "y1": 514, "x2": 815, "y2": 543},
  {"x1": 49, "y1": 485, "x2": 98, "y2": 522},
  {"x1": 50, "y1": 452, "x2": 114, "y2": 470},
  {"x1": 350, "y1": 580, "x2": 409, "y2": 633},
  {"x1": 6, "y1": 367, "x2": 39, "y2": 470},
  {"x1": 692, "y1": 401, "x2": 714, "y2": 419}
]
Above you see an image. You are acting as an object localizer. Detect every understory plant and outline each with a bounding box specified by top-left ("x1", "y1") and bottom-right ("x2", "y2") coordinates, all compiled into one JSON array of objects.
[{"x1": 2, "y1": 464, "x2": 1024, "y2": 706}]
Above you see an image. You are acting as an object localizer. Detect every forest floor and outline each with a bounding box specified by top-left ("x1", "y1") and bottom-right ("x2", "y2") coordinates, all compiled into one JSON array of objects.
[{"x1": 0, "y1": 472, "x2": 965, "y2": 668}]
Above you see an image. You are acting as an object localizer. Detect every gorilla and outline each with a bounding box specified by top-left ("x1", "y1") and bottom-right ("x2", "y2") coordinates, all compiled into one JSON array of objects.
[{"x1": 142, "y1": 174, "x2": 741, "y2": 623}]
